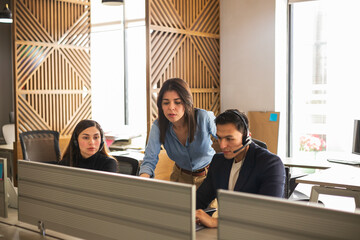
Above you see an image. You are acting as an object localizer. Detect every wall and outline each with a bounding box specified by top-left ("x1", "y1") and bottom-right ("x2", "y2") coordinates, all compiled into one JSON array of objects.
[
  {"x1": 0, "y1": 23, "x2": 13, "y2": 139},
  {"x1": 221, "y1": 0, "x2": 275, "y2": 112},
  {"x1": 13, "y1": 0, "x2": 92, "y2": 137},
  {"x1": 220, "y1": 0, "x2": 288, "y2": 155},
  {"x1": 146, "y1": 0, "x2": 220, "y2": 134}
]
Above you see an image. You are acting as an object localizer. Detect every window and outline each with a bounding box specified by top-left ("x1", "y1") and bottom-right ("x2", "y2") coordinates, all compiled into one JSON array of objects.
[
  {"x1": 91, "y1": 2, "x2": 125, "y2": 130},
  {"x1": 91, "y1": 0, "x2": 146, "y2": 146},
  {"x1": 289, "y1": 0, "x2": 360, "y2": 159}
]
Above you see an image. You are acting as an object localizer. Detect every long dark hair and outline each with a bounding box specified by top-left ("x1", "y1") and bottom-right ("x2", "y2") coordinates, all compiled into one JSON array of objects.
[
  {"x1": 61, "y1": 119, "x2": 114, "y2": 166},
  {"x1": 157, "y1": 78, "x2": 197, "y2": 144}
]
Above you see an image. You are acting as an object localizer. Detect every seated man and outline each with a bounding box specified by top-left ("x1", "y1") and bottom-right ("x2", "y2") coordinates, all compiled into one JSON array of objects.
[{"x1": 196, "y1": 109, "x2": 285, "y2": 228}]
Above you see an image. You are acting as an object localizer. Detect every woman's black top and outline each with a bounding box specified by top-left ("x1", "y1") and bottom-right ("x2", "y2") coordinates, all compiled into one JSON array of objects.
[{"x1": 59, "y1": 152, "x2": 118, "y2": 173}]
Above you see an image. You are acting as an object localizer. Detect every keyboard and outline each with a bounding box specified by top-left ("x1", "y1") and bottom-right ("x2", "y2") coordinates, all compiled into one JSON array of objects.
[
  {"x1": 196, "y1": 224, "x2": 206, "y2": 231},
  {"x1": 327, "y1": 158, "x2": 360, "y2": 165}
]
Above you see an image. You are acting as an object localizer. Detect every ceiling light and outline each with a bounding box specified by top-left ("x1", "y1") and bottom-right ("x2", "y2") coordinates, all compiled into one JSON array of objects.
[
  {"x1": 102, "y1": 0, "x2": 124, "y2": 6},
  {"x1": 0, "y1": 4, "x2": 13, "y2": 24}
]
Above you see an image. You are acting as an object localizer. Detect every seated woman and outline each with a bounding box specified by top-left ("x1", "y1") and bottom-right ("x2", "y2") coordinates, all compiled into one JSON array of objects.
[{"x1": 59, "y1": 119, "x2": 118, "y2": 172}]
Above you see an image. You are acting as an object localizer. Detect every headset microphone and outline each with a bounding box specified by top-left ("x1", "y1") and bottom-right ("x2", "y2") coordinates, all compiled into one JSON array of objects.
[{"x1": 233, "y1": 138, "x2": 252, "y2": 154}]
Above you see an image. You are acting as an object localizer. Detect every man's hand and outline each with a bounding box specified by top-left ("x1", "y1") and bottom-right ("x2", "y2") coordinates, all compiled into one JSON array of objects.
[
  {"x1": 196, "y1": 209, "x2": 218, "y2": 228},
  {"x1": 139, "y1": 173, "x2": 151, "y2": 178}
]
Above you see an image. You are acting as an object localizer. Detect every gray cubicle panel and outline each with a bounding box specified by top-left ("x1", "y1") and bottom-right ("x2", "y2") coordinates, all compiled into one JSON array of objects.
[
  {"x1": 0, "y1": 158, "x2": 8, "y2": 218},
  {"x1": 17, "y1": 160, "x2": 196, "y2": 240},
  {"x1": 217, "y1": 190, "x2": 360, "y2": 240}
]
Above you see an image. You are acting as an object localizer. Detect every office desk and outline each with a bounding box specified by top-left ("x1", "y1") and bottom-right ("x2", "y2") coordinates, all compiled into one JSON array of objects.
[
  {"x1": 281, "y1": 157, "x2": 332, "y2": 198},
  {"x1": 196, "y1": 228, "x2": 217, "y2": 240},
  {"x1": 110, "y1": 150, "x2": 144, "y2": 161},
  {"x1": 282, "y1": 157, "x2": 331, "y2": 170},
  {"x1": 0, "y1": 208, "x2": 82, "y2": 240},
  {"x1": 296, "y1": 165, "x2": 360, "y2": 208},
  {"x1": 110, "y1": 150, "x2": 144, "y2": 166}
]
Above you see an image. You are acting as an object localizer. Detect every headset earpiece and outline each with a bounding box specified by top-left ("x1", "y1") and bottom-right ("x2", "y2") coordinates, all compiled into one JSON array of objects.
[
  {"x1": 230, "y1": 110, "x2": 251, "y2": 145},
  {"x1": 73, "y1": 133, "x2": 78, "y2": 147},
  {"x1": 98, "y1": 130, "x2": 105, "y2": 152},
  {"x1": 98, "y1": 138, "x2": 104, "y2": 151}
]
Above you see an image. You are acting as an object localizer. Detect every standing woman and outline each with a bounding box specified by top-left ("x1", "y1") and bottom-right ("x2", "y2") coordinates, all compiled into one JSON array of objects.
[
  {"x1": 59, "y1": 119, "x2": 118, "y2": 172},
  {"x1": 139, "y1": 78, "x2": 217, "y2": 187}
]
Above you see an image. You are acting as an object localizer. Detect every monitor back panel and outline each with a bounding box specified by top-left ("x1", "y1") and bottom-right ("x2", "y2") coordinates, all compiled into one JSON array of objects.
[
  {"x1": 217, "y1": 190, "x2": 360, "y2": 240},
  {"x1": 18, "y1": 160, "x2": 196, "y2": 240},
  {"x1": 0, "y1": 158, "x2": 8, "y2": 218},
  {"x1": 353, "y1": 119, "x2": 360, "y2": 154}
]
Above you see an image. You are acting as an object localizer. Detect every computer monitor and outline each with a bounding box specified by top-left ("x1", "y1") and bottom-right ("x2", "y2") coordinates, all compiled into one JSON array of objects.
[
  {"x1": 0, "y1": 158, "x2": 8, "y2": 218},
  {"x1": 17, "y1": 160, "x2": 196, "y2": 240},
  {"x1": 327, "y1": 119, "x2": 360, "y2": 165},
  {"x1": 353, "y1": 119, "x2": 360, "y2": 155},
  {"x1": 217, "y1": 190, "x2": 360, "y2": 240}
]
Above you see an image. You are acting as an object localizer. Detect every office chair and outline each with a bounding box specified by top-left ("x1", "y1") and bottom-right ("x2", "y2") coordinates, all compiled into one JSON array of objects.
[
  {"x1": 251, "y1": 138, "x2": 267, "y2": 149},
  {"x1": 251, "y1": 139, "x2": 302, "y2": 199},
  {"x1": 284, "y1": 162, "x2": 321, "y2": 203},
  {"x1": 19, "y1": 130, "x2": 61, "y2": 163},
  {"x1": 113, "y1": 155, "x2": 140, "y2": 176},
  {"x1": 283, "y1": 166, "x2": 290, "y2": 199}
]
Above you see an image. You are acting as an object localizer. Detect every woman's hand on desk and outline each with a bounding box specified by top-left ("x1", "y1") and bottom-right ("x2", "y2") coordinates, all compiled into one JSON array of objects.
[
  {"x1": 139, "y1": 173, "x2": 151, "y2": 178},
  {"x1": 196, "y1": 209, "x2": 218, "y2": 228}
]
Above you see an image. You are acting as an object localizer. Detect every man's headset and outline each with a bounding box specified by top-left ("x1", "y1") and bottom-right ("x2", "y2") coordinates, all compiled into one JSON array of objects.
[
  {"x1": 73, "y1": 131, "x2": 105, "y2": 152},
  {"x1": 228, "y1": 110, "x2": 252, "y2": 154}
]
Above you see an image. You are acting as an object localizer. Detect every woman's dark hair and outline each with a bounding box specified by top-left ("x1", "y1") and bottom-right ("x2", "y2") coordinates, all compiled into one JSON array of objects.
[
  {"x1": 157, "y1": 78, "x2": 197, "y2": 144},
  {"x1": 61, "y1": 119, "x2": 114, "y2": 166}
]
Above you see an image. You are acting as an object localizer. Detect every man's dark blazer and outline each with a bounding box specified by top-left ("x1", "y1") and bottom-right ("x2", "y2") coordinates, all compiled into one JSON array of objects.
[{"x1": 196, "y1": 142, "x2": 285, "y2": 209}]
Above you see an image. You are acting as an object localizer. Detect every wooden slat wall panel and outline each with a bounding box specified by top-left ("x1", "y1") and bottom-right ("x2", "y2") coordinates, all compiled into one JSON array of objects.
[
  {"x1": 13, "y1": 0, "x2": 91, "y2": 140},
  {"x1": 147, "y1": 0, "x2": 220, "y2": 133}
]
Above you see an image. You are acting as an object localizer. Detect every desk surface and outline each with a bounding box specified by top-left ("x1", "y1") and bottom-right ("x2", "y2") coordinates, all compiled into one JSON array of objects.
[
  {"x1": 109, "y1": 150, "x2": 144, "y2": 161},
  {"x1": 0, "y1": 208, "x2": 218, "y2": 240},
  {"x1": 296, "y1": 165, "x2": 360, "y2": 191},
  {"x1": 0, "y1": 144, "x2": 13, "y2": 151},
  {"x1": 282, "y1": 157, "x2": 331, "y2": 169},
  {"x1": 196, "y1": 227, "x2": 217, "y2": 240},
  {"x1": 0, "y1": 208, "x2": 82, "y2": 240}
]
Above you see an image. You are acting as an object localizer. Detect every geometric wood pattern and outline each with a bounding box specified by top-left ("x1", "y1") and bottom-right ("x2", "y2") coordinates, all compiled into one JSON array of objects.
[
  {"x1": 146, "y1": 0, "x2": 220, "y2": 133},
  {"x1": 13, "y1": 0, "x2": 91, "y2": 140}
]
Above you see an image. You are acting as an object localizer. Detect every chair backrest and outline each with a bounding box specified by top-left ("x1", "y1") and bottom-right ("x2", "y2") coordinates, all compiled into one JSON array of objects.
[
  {"x1": 252, "y1": 138, "x2": 290, "y2": 198},
  {"x1": 113, "y1": 155, "x2": 140, "y2": 175},
  {"x1": 252, "y1": 138, "x2": 267, "y2": 149},
  {"x1": 284, "y1": 166, "x2": 291, "y2": 198},
  {"x1": 2, "y1": 124, "x2": 15, "y2": 145},
  {"x1": 19, "y1": 130, "x2": 61, "y2": 163}
]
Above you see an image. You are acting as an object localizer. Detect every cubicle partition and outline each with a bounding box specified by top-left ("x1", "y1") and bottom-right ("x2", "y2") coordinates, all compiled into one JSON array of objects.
[
  {"x1": 18, "y1": 160, "x2": 196, "y2": 240},
  {"x1": 217, "y1": 190, "x2": 360, "y2": 240}
]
